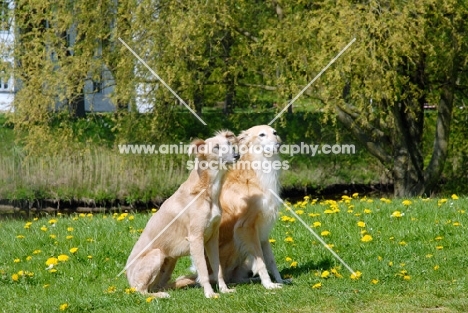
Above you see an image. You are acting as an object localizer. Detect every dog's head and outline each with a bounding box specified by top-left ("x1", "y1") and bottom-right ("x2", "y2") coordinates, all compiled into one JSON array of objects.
[
  {"x1": 237, "y1": 125, "x2": 281, "y2": 158},
  {"x1": 189, "y1": 130, "x2": 240, "y2": 165}
]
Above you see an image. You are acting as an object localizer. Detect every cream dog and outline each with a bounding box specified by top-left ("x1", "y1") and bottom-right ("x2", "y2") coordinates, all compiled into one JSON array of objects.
[
  {"x1": 125, "y1": 130, "x2": 238, "y2": 298},
  {"x1": 176, "y1": 125, "x2": 288, "y2": 289}
]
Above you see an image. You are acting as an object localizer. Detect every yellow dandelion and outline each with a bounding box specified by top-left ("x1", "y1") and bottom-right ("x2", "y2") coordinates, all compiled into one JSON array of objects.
[
  {"x1": 59, "y1": 303, "x2": 68, "y2": 311},
  {"x1": 331, "y1": 268, "x2": 343, "y2": 278},
  {"x1": 321, "y1": 270, "x2": 330, "y2": 278},
  {"x1": 388, "y1": 261, "x2": 394, "y2": 266},
  {"x1": 320, "y1": 230, "x2": 331, "y2": 236},
  {"x1": 399, "y1": 241, "x2": 407, "y2": 246},
  {"x1": 40, "y1": 226, "x2": 48, "y2": 232},
  {"x1": 26, "y1": 256, "x2": 32, "y2": 261},
  {"x1": 312, "y1": 221, "x2": 321, "y2": 228},
  {"x1": 125, "y1": 287, "x2": 136, "y2": 294},
  {"x1": 361, "y1": 234, "x2": 373, "y2": 242},
  {"x1": 106, "y1": 286, "x2": 117, "y2": 293},
  {"x1": 268, "y1": 239, "x2": 276, "y2": 243},
  {"x1": 33, "y1": 250, "x2": 41, "y2": 254},
  {"x1": 436, "y1": 246, "x2": 443, "y2": 250},
  {"x1": 67, "y1": 227, "x2": 74, "y2": 232},
  {"x1": 342, "y1": 195, "x2": 352, "y2": 201},
  {"x1": 426, "y1": 254, "x2": 433, "y2": 258},
  {"x1": 453, "y1": 222, "x2": 461, "y2": 226},
  {"x1": 48, "y1": 219, "x2": 57, "y2": 225},
  {"x1": 391, "y1": 211, "x2": 404, "y2": 218},
  {"x1": 371, "y1": 279, "x2": 379, "y2": 284},
  {"x1": 46, "y1": 257, "x2": 59, "y2": 266},
  {"x1": 128, "y1": 215, "x2": 135, "y2": 221},
  {"x1": 350, "y1": 271, "x2": 362, "y2": 280},
  {"x1": 66, "y1": 235, "x2": 73, "y2": 240},
  {"x1": 70, "y1": 247, "x2": 78, "y2": 254},
  {"x1": 357, "y1": 221, "x2": 366, "y2": 228},
  {"x1": 434, "y1": 265, "x2": 440, "y2": 270},
  {"x1": 402, "y1": 200, "x2": 412, "y2": 206},
  {"x1": 352, "y1": 193, "x2": 359, "y2": 198},
  {"x1": 290, "y1": 261, "x2": 298, "y2": 268},
  {"x1": 58, "y1": 255, "x2": 69, "y2": 262},
  {"x1": 363, "y1": 209, "x2": 372, "y2": 214},
  {"x1": 87, "y1": 255, "x2": 93, "y2": 259},
  {"x1": 12, "y1": 273, "x2": 19, "y2": 282},
  {"x1": 435, "y1": 236, "x2": 443, "y2": 241},
  {"x1": 49, "y1": 234, "x2": 56, "y2": 239},
  {"x1": 24, "y1": 222, "x2": 32, "y2": 229},
  {"x1": 146, "y1": 296, "x2": 154, "y2": 303},
  {"x1": 308, "y1": 213, "x2": 320, "y2": 217},
  {"x1": 285, "y1": 257, "x2": 292, "y2": 262},
  {"x1": 16, "y1": 235, "x2": 25, "y2": 239},
  {"x1": 312, "y1": 282, "x2": 322, "y2": 289},
  {"x1": 295, "y1": 210, "x2": 304, "y2": 215},
  {"x1": 451, "y1": 194, "x2": 458, "y2": 200},
  {"x1": 151, "y1": 208, "x2": 157, "y2": 213},
  {"x1": 403, "y1": 275, "x2": 411, "y2": 281},
  {"x1": 284, "y1": 236, "x2": 294, "y2": 243},
  {"x1": 14, "y1": 258, "x2": 20, "y2": 263}
]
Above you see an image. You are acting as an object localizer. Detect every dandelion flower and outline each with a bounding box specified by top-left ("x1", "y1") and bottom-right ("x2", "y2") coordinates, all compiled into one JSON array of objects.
[
  {"x1": 66, "y1": 235, "x2": 73, "y2": 240},
  {"x1": 361, "y1": 234, "x2": 373, "y2": 242},
  {"x1": 320, "y1": 230, "x2": 331, "y2": 236},
  {"x1": 69, "y1": 247, "x2": 78, "y2": 254},
  {"x1": 268, "y1": 239, "x2": 276, "y2": 243},
  {"x1": 125, "y1": 287, "x2": 136, "y2": 294},
  {"x1": 26, "y1": 256, "x2": 32, "y2": 261},
  {"x1": 403, "y1": 275, "x2": 411, "y2": 281},
  {"x1": 399, "y1": 241, "x2": 407, "y2": 246},
  {"x1": 391, "y1": 211, "x2": 404, "y2": 218},
  {"x1": 14, "y1": 258, "x2": 20, "y2": 263},
  {"x1": 451, "y1": 194, "x2": 458, "y2": 200},
  {"x1": 436, "y1": 246, "x2": 443, "y2": 250},
  {"x1": 146, "y1": 296, "x2": 154, "y2": 303},
  {"x1": 59, "y1": 303, "x2": 69, "y2": 311},
  {"x1": 357, "y1": 221, "x2": 366, "y2": 228},
  {"x1": 434, "y1": 265, "x2": 440, "y2": 270},
  {"x1": 58, "y1": 255, "x2": 69, "y2": 262},
  {"x1": 67, "y1": 227, "x2": 74, "y2": 232},
  {"x1": 321, "y1": 270, "x2": 330, "y2": 278},
  {"x1": 48, "y1": 219, "x2": 57, "y2": 225},
  {"x1": 12, "y1": 273, "x2": 19, "y2": 282},
  {"x1": 285, "y1": 257, "x2": 292, "y2": 262},
  {"x1": 453, "y1": 222, "x2": 461, "y2": 226},
  {"x1": 290, "y1": 261, "x2": 298, "y2": 268},
  {"x1": 331, "y1": 268, "x2": 343, "y2": 278},
  {"x1": 350, "y1": 271, "x2": 362, "y2": 280},
  {"x1": 33, "y1": 250, "x2": 42, "y2": 255},
  {"x1": 371, "y1": 279, "x2": 379, "y2": 284},
  {"x1": 40, "y1": 226, "x2": 48, "y2": 232},
  {"x1": 24, "y1": 222, "x2": 32, "y2": 229},
  {"x1": 364, "y1": 209, "x2": 372, "y2": 214},
  {"x1": 284, "y1": 237, "x2": 294, "y2": 243},
  {"x1": 312, "y1": 282, "x2": 322, "y2": 289},
  {"x1": 402, "y1": 200, "x2": 412, "y2": 206},
  {"x1": 16, "y1": 235, "x2": 25, "y2": 239},
  {"x1": 46, "y1": 257, "x2": 59, "y2": 266},
  {"x1": 352, "y1": 193, "x2": 359, "y2": 198},
  {"x1": 295, "y1": 210, "x2": 304, "y2": 215},
  {"x1": 312, "y1": 221, "x2": 321, "y2": 228}
]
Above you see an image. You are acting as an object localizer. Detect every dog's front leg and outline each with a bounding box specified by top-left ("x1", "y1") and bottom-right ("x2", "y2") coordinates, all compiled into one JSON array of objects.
[
  {"x1": 205, "y1": 225, "x2": 235, "y2": 294},
  {"x1": 261, "y1": 240, "x2": 290, "y2": 284},
  {"x1": 188, "y1": 232, "x2": 218, "y2": 298}
]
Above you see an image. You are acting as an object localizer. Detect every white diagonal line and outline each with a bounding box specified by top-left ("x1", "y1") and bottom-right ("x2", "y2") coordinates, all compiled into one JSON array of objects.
[
  {"x1": 118, "y1": 37, "x2": 207, "y2": 126},
  {"x1": 117, "y1": 188, "x2": 206, "y2": 277},
  {"x1": 268, "y1": 189, "x2": 357, "y2": 276},
  {"x1": 268, "y1": 38, "x2": 356, "y2": 125}
]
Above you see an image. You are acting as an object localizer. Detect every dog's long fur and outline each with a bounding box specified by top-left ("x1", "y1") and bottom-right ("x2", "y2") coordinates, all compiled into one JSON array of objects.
[
  {"x1": 176, "y1": 125, "x2": 287, "y2": 290},
  {"x1": 217, "y1": 125, "x2": 286, "y2": 289},
  {"x1": 125, "y1": 130, "x2": 238, "y2": 298}
]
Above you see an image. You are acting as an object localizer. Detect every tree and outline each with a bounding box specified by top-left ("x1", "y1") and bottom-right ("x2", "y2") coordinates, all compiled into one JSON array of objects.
[{"x1": 259, "y1": 0, "x2": 468, "y2": 197}]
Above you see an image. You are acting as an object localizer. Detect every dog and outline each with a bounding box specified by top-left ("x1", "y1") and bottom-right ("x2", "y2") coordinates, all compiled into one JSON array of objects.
[
  {"x1": 176, "y1": 125, "x2": 288, "y2": 290},
  {"x1": 125, "y1": 130, "x2": 239, "y2": 298},
  {"x1": 217, "y1": 125, "x2": 287, "y2": 289}
]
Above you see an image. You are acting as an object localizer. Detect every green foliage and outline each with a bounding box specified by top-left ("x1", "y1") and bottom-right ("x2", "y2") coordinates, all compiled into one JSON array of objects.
[{"x1": 0, "y1": 196, "x2": 467, "y2": 312}]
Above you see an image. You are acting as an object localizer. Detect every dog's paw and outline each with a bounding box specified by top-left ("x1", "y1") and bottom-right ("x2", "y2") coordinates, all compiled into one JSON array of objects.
[
  {"x1": 279, "y1": 278, "x2": 293, "y2": 285},
  {"x1": 263, "y1": 282, "x2": 283, "y2": 289},
  {"x1": 151, "y1": 291, "x2": 171, "y2": 298},
  {"x1": 220, "y1": 286, "x2": 236, "y2": 293},
  {"x1": 205, "y1": 291, "x2": 220, "y2": 298}
]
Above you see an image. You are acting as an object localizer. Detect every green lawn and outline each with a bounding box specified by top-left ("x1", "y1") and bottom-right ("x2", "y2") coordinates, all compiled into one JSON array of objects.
[{"x1": 1, "y1": 195, "x2": 467, "y2": 312}]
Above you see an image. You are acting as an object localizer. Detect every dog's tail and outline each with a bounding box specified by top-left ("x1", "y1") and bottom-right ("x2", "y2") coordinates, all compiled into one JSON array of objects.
[{"x1": 166, "y1": 275, "x2": 198, "y2": 289}]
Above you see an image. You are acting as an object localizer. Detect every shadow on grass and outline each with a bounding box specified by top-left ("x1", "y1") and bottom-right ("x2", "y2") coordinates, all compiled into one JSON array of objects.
[{"x1": 280, "y1": 257, "x2": 334, "y2": 278}]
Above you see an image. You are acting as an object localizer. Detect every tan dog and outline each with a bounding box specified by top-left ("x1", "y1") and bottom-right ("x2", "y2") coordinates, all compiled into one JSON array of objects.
[
  {"x1": 176, "y1": 125, "x2": 288, "y2": 289},
  {"x1": 125, "y1": 130, "x2": 238, "y2": 298},
  {"x1": 217, "y1": 125, "x2": 287, "y2": 289}
]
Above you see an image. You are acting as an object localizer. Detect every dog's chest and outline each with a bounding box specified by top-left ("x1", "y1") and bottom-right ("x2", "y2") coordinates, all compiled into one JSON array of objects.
[{"x1": 258, "y1": 193, "x2": 280, "y2": 241}]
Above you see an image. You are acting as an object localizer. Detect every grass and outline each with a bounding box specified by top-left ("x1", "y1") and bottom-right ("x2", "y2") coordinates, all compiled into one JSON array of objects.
[{"x1": 1, "y1": 195, "x2": 467, "y2": 312}]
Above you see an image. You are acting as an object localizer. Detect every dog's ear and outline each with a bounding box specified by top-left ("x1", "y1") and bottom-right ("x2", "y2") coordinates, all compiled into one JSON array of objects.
[
  {"x1": 223, "y1": 130, "x2": 238, "y2": 145},
  {"x1": 189, "y1": 139, "x2": 205, "y2": 157},
  {"x1": 237, "y1": 130, "x2": 249, "y2": 145}
]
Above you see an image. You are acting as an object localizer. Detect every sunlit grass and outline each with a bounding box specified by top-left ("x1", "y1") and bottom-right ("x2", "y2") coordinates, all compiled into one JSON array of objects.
[{"x1": 1, "y1": 195, "x2": 467, "y2": 312}]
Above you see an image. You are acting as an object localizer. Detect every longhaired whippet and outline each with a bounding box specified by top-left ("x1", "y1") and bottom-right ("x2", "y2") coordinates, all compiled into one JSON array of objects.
[
  {"x1": 177, "y1": 125, "x2": 288, "y2": 289},
  {"x1": 125, "y1": 130, "x2": 238, "y2": 298}
]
